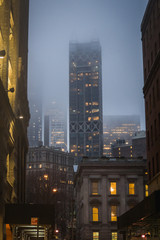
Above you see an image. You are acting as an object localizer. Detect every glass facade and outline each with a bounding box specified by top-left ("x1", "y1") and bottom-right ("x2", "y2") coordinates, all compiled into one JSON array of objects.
[{"x1": 69, "y1": 41, "x2": 103, "y2": 162}]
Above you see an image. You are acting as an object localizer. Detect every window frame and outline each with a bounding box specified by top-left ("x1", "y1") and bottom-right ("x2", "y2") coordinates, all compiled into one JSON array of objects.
[
  {"x1": 128, "y1": 182, "x2": 135, "y2": 195},
  {"x1": 111, "y1": 205, "x2": 117, "y2": 222},
  {"x1": 92, "y1": 206, "x2": 99, "y2": 222},
  {"x1": 110, "y1": 182, "x2": 117, "y2": 195}
]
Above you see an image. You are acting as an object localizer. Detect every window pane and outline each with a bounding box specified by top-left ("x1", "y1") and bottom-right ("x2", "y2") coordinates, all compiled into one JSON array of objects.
[
  {"x1": 92, "y1": 182, "x2": 98, "y2": 195},
  {"x1": 129, "y1": 183, "x2": 135, "y2": 195},
  {"x1": 93, "y1": 232, "x2": 99, "y2": 240},
  {"x1": 111, "y1": 206, "x2": 117, "y2": 221},
  {"x1": 112, "y1": 232, "x2": 117, "y2": 240},
  {"x1": 92, "y1": 207, "x2": 98, "y2": 221},
  {"x1": 110, "y1": 182, "x2": 116, "y2": 195},
  {"x1": 145, "y1": 184, "x2": 149, "y2": 197}
]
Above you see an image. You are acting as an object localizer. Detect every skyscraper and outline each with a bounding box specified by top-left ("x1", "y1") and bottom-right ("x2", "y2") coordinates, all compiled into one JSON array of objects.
[
  {"x1": 69, "y1": 41, "x2": 103, "y2": 162},
  {"x1": 44, "y1": 101, "x2": 67, "y2": 151},
  {"x1": 28, "y1": 93, "x2": 42, "y2": 147}
]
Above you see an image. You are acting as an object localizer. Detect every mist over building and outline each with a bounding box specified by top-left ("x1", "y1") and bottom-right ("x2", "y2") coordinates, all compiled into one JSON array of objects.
[
  {"x1": 28, "y1": 93, "x2": 42, "y2": 147},
  {"x1": 69, "y1": 41, "x2": 103, "y2": 162},
  {"x1": 44, "y1": 101, "x2": 67, "y2": 151},
  {"x1": 103, "y1": 115, "x2": 140, "y2": 156}
]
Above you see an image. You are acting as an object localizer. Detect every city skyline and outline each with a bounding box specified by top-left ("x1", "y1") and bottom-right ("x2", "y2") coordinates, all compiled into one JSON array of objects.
[{"x1": 28, "y1": 0, "x2": 148, "y2": 130}]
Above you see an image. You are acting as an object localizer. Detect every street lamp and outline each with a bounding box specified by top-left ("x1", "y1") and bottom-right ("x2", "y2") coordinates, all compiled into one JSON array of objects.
[
  {"x1": 0, "y1": 50, "x2": 6, "y2": 58},
  {"x1": 5, "y1": 87, "x2": 15, "y2": 93}
]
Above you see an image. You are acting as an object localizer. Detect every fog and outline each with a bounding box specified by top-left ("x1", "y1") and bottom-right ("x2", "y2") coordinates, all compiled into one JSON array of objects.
[{"x1": 28, "y1": 0, "x2": 148, "y2": 129}]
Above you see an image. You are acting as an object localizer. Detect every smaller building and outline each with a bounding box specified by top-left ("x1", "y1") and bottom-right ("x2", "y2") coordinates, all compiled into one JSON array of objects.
[
  {"x1": 26, "y1": 146, "x2": 75, "y2": 239},
  {"x1": 112, "y1": 131, "x2": 146, "y2": 159},
  {"x1": 75, "y1": 157, "x2": 147, "y2": 240}
]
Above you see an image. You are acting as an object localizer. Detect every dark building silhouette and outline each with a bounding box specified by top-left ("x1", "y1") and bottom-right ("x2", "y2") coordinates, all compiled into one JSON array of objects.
[
  {"x1": 118, "y1": 1, "x2": 160, "y2": 239},
  {"x1": 112, "y1": 131, "x2": 146, "y2": 159},
  {"x1": 142, "y1": 0, "x2": 160, "y2": 193},
  {"x1": 69, "y1": 41, "x2": 103, "y2": 162},
  {"x1": 26, "y1": 146, "x2": 74, "y2": 239}
]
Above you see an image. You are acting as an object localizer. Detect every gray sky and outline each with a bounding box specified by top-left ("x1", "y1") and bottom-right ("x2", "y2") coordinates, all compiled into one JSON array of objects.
[{"x1": 28, "y1": 0, "x2": 148, "y2": 129}]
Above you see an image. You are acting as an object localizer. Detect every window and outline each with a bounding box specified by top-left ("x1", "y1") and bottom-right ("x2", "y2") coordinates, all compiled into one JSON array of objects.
[
  {"x1": 92, "y1": 207, "x2": 98, "y2": 221},
  {"x1": 112, "y1": 232, "x2": 117, "y2": 240},
  {"x1": 145, "y1": 185, "x2": 149, "y2": 197},
  {"x1": 129, "y1": 183, "x2": 135, "y2": 195},
  {"x1": 110, "y1": 182, "x2": 116, "y2": 195},
  {"x1": 111, "y1": 206, "x2": 117, "y2": 221},
  {"x1": 93, "y1": 232, "x2": 99, "y2": 240},
  {"x1": 92, "y1": 182, "x2": 98, "y2": 195}
]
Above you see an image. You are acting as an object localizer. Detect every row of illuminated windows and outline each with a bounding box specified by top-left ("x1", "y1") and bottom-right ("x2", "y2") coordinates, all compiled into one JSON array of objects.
[
  {"x1": 85, "y1": 102, "x2": 99, "y2": 106},
  {"x1": 92, "y1": 181, "x2": 149, "y2": 197},
  {"x1": 93, "y1": 232, "x2": 117, "y2": 240}
]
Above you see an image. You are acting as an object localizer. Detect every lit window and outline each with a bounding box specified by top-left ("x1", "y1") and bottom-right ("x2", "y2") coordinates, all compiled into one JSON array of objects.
[
  {"x1": 93, "y1": 232, "x2": 99, "y2": 240},
  {"x1": 110, "y1": 182, "x2": 116, "y2": 195},
  {"x1": 39, "y1": 164, "x2": 42, "y2": 168},
  {"x1": 92, "y1": 207, "x2": 98, "y2": 221},
  {"x1": 88, "y1": 117, "x2": 92, "y2": 121},
  {"x1": 129, "y1": 183, "x2": 135, "y2": 195},
  {"x1": 92, "y1": 182, "x2": 98, "y2": 195},
  {"x1": 85, "y1": 102, "x2": 89, "y2": 106},
  {"x1": 111, "y1": 206, "x2": 117, "y2": 221},
  {"x1": 145, "y1": 185, "x2": 149, "y2": 197},
  {"x1": 93, "y1": 116, "x2": 99, "y2": 121},
  {"x1": 112, "y1": 232, "x2": 117, "y2": 240}
]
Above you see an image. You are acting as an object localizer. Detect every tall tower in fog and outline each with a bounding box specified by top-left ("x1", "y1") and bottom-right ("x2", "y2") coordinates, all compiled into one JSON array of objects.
[
  {"x1": 28, "y1": 93, "x2": 42, "y2": 147},
  {"x1": 69, "y1": 41, "x2": 103, "y2": 162},
  {"x1": 44, "y1": 101, "x2": 67, "y2": 151}
]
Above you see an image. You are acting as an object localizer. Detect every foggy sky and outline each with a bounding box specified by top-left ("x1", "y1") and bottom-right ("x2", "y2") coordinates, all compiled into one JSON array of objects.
[{"x1": 28, "y1": 0, "x2": 148, "y2": 129}]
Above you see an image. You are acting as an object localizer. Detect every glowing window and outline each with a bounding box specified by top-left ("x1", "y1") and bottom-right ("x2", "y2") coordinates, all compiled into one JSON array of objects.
[
  {"x1": 145, "y1": 185, "x2": 149, "y2": 197},
  {"x1": 110, "y1": 182, "x2": 116, "y2": 195},
  {"x1": 112, "y1": 232, "x2": 117, "y2": 240},
  {"x1": 93, "y1": 232, "x2": 99, "y2": 240},
  {"x1": 92, "y1": 182, "x2": 98, "y2": 195},
  {"x1": 111, "y1": 206, "x2": 117, "y2": 221},
  {"x1": 129, "y1": 183, "x2": 135, "y2": 195},
  {"x1": 92, "y1": 207, "x2": 98, "y2": 221},
  {"x1": 88, "y1": 117, "x2": 91, "y2": 121},
  {"x1": 93, "y1": 116, "x2": 99, "y2": 121}
]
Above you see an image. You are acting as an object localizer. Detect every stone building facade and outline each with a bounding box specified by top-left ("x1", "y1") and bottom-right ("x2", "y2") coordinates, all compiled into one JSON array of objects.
[
  {"x1": 75, "y1": 157, "x2": 147, "y2": 240},
  {"x1": 0, "y1": 0, "x2": 30, "y2": 239}
]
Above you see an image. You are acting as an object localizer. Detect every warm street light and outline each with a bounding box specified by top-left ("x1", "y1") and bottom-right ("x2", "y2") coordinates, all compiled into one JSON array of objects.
[{"x1": 52, "y1": 188, "x2": 58, "y2": 193}]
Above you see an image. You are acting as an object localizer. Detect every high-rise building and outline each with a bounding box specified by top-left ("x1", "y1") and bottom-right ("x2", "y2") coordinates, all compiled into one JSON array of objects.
[
  {"x1": 44, "y1": 101, "x2": 67, "y2": 151},
  {"x1": 0, "y1": 0, "x2": 30, "y2": 238},
  {"x1": 103, "y1": 115, "x2": 140, "y2": 156},
  {"x1": 28, "y1": 93, "x2": 42, "y2": 147},
  {"x1": 69, "y1": 41, "x2": 103, "y2": 162}
]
